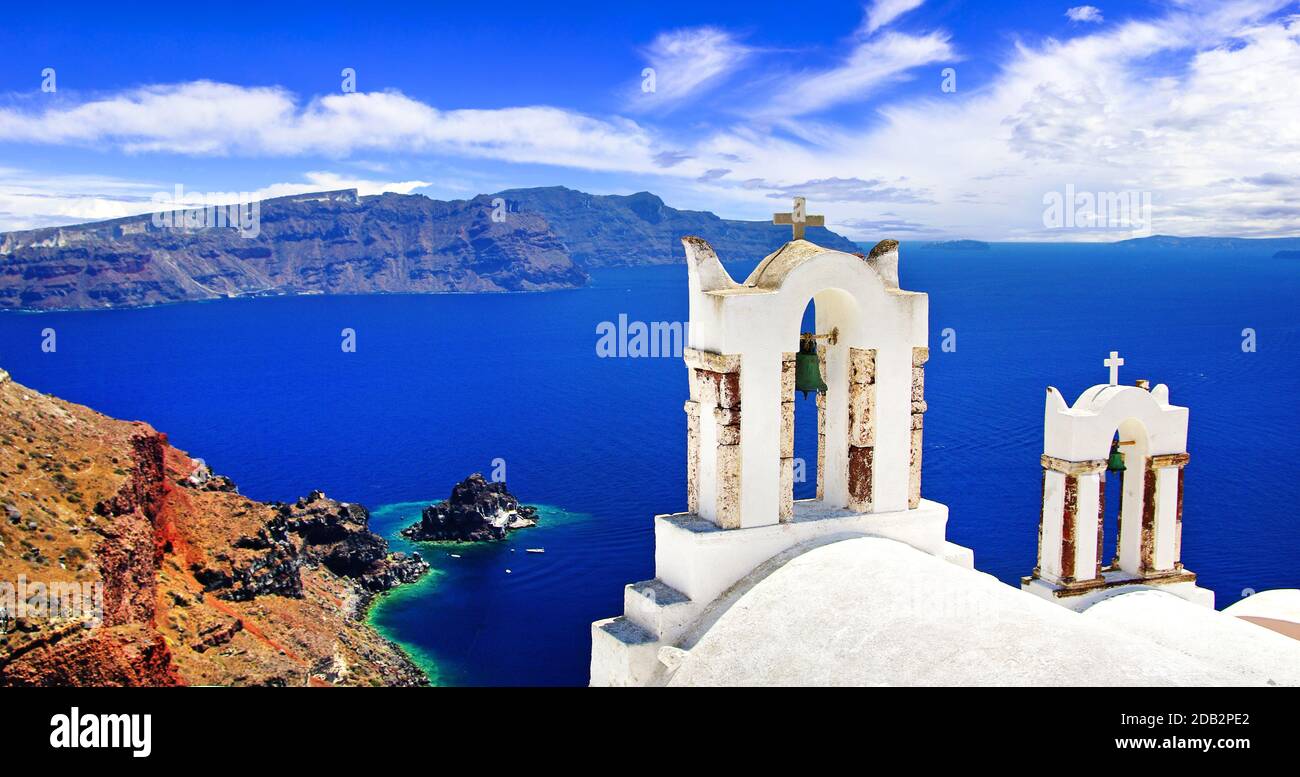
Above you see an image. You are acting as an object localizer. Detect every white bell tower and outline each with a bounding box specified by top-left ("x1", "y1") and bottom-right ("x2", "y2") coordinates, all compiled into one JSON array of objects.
[
  {"x1": 591, "y1": 203, "x2": 973, "y2": 686},
  {"x1": 1022, "y1": 353, "x2": 1213, "y2": 611}
]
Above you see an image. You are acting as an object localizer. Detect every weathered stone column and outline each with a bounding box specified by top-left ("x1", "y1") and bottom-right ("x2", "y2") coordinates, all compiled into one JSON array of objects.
[
  {"x1": 909, "y1": 346, "x2": 929, "y2": 509},
  {"x1": 684, "y1": 348, "x2": 743, "y2": 529},
  {"x1": 815, "y1": 345, "x2": 827, "y2": 500},
  {"x1": 1038, "y1": 455, "x2": 1106, "y2": 585},
  {"x1": 847, "y1": 347, "x2": 876, "y2": 512},
  {"x1": 779, "y1": 352, "x2": 796, "y2": 522},
  {"x1": 1141, "y1": 452, "x2": 1190, "y2": 574},
  {"x1": 685, "y1": 398, "x2": 700, "y2": 514}
]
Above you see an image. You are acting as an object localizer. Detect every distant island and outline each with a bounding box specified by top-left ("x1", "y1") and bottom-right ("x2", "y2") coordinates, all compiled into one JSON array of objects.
[
  {"x1": 922, "y1": 239, "x2": 990, "y2": 251},
  {"x1": 0, "y1": 186, "x2": 858, "y2": 311},
  {"x1": 1115, "y1": 234, "x2": 1300, "y2": 252},
  {"x1": 402, "y1": 473, "x2": 538, "y2": 542}
]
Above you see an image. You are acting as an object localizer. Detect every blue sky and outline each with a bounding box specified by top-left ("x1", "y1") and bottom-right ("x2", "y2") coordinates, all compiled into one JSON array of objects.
[{"x1": 1, "y1": 0, "x2": 1297, "y2": 239}]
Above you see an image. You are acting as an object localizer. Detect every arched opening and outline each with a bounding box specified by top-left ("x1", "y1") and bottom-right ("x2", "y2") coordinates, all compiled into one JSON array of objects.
[
  {"x1": 792, "y1": 298, "x2": 819, "y2": 502},
  {"x1": 780, "y1": 286, "x2": 863, "y2": 516},
  {"x1": 1100, "y1": 417, "x2": 1150, "y2": 576}
]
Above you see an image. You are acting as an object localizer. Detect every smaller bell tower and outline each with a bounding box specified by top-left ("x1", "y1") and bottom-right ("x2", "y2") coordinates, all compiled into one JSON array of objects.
[
  {"x1": 591, "y1": 206, "x2": 973, "y2": 686},
  {"x1": 1022, "y1": 353, "x2": 1213, "y2": 611}
]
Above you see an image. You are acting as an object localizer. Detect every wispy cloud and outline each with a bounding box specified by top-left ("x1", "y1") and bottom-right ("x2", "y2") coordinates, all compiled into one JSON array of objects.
[
  {"x1": 629, "y1": 27, "x2": 753, "y2": 112},
  {"x1": 861, "y1": 0, "x2": 927, "y2": 36},
  {"x1": 757, "y1": 176, "x2": 933, "y2": 204},
  {"x1": 0, "y1": 168, "x2": 432, "y2": 232},
  {"x1": 0, "y1": 81, "x2": 672, "y2": 174},
  {"x1": 1066, "y1": 6, "x2": 1105, "y2": 24},
  {"x1": 756, "y1": 30, "x2": 955, "y2": 119}
]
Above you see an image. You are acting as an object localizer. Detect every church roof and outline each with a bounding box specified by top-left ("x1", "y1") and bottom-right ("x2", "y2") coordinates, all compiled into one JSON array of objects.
[{"x1": 665, "y1": 537, "x2": 1299, "y2": 687}]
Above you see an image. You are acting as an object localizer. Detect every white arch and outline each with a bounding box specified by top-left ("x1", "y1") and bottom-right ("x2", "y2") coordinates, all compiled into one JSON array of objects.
[{"x1": 685, "y1": 237, "x2": 928, "y2": 527}]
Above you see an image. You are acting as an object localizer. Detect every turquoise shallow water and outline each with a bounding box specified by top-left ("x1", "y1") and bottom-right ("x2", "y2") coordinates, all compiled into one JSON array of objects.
[
  {"x1": 0, "y1": 241, "x2": 1296, "y2": 685},
  {"x1": 366, "y1": 502, "x2": 595, "y2": 686}
]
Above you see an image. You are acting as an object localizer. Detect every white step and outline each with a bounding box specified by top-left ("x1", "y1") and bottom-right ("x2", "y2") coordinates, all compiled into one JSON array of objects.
[
  {"x1": 624, "y1": 579, "x2": 699, "y2": 644},
  {"x1": 589, "y1": 617, "x2": 660, "y2": 687}
]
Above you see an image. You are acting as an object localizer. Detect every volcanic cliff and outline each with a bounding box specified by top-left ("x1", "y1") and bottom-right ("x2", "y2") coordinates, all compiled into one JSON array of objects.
[
  {"x1": 0, "y1": 187, "x2": 860, "y2": 311},
  {"x1": 0, "y1": 367, "x2": 428, "y2": 686}
]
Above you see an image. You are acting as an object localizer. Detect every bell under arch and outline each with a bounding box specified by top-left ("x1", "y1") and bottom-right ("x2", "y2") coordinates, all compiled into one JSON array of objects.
[
  {"x1": 1024, "y1": 362, "x2": 1208, "y2": 611},
  {"x1": 1109, "y1": 416, "x2": 1151, "y2": 576},
  {"x1": 682, "y1": 234, "x2": 931, "y2": 530}
]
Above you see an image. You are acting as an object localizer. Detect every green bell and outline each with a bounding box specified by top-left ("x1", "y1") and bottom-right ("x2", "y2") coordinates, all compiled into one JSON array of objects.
[
  {"x1": 1107, "y1": 440, "x2": 1126, "y2": 473},
  {"x1": 795, "y1": 337, "x2": 828, "y2": 399}
]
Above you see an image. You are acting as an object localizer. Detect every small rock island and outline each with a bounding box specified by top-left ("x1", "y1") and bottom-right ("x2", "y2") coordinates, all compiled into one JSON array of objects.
[{"x1": 401, "y1": 473, "x2": 539, "y2": 542}]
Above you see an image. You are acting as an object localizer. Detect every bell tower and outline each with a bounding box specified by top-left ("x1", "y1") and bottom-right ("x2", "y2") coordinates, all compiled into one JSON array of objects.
[
  {"x1": 591, "y1": 203, "x2": 973, "y2": 686},
  {"x1": 1021, "y1": 353, "x2": 1213, "y2": 611}
]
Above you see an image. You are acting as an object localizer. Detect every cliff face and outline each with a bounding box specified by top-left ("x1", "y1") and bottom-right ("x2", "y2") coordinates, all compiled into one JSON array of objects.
[
  {"x1": 497, "y1": 187, "x2": 862, "y2": 267},
  {"x1": 0, "y1": 187, "x2": 861, "y2": 311},
  {"x1": 0, "y1": 189, "x2": 585, "y2": 311},
  {"x1": 0, "y1": 369, "x2": 427, "y2": 686}
]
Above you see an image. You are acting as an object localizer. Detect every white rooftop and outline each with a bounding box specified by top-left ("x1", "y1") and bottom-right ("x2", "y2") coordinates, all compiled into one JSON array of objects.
[{"x1": 665, "y1": 537, "x2": 1300, "y2": 687}]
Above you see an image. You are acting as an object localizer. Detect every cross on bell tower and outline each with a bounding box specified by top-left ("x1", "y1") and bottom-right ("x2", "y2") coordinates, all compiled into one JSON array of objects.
[
  {"x1": 773, "y1": 196, "x2": 825, "y2": 241},
  {"x1": 1104, "y1": 350, "x2": 1125, "y2": 385}
]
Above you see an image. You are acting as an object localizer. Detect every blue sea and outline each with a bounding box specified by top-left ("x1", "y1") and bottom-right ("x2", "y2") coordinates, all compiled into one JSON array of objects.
[{"x1": 0, "y1": 242, "x2": 1296, "y2": 686}]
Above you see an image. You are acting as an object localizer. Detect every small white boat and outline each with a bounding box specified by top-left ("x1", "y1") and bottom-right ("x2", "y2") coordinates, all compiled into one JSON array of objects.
[
  {"x1": 526, "y1": 548, "x2": 545, "y2": 554},
  {"x1": 505, "y1": 569, "x2": 512, "y2": 574},
  {"x1": 450, "y1": 554, "x2": 461, "y2": 559}
]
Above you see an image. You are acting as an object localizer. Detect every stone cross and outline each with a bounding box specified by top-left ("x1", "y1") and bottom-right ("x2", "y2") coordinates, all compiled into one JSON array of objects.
[
  {"x1": 1104, "y1": 351, "x2": 1125, "y2": 385},
  {"x1": 773, "y1": 197, "x2": 824, "y2": 241}
]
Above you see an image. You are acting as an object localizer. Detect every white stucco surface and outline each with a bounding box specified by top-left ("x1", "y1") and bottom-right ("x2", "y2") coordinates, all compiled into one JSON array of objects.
[
  {"x1": 665, "y1": 537, "x2": 1298, "y2": 687},
  {"x1": 1221, "y1": 589, "x2": 1300, "y2": 624},
  {"x1": 1081, "y1": 590, "x2": 1300, "y2": 686}
]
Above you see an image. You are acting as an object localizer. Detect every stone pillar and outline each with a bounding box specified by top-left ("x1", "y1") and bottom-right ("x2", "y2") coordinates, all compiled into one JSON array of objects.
[
  {"x1": 1142, "y1": 453, "x2": 1190, "y2": 574},
  {"x1": 909, "y1": 347, "x2": 929, "y2": 509},
  {"x1": 815, "y1": 345, "x2": 827, "y2": 500},
  {"x1": 779, "y1": 353, "x2": 796, "y2": 522},
  {"x1": 685, "y1": 399, "x2": 700, "y2": 514},
  {"x1": 684, "y1": 348, "x2": 743, "y2": 529},
  {"x1": 1038, "y1": 455, "x2": 1106, "y2": 585},
  {"x1": 847, "y1": 347, "x2": 876, "y2": 512}
]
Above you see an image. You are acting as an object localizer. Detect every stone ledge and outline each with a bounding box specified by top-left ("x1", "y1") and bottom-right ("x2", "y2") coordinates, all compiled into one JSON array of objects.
[
  {"x1": 1148, "y1": 452, "x2": 1191, "y2": 470},
  {"x1": 1041, "y1": 454, "x2": 1107, "y2": 475},
  {"x1": 1021, "y1": 570, "x2": 1212, "y2": 612},
  {"x1": 683, "y1": 347, "x2": 740, "y2": 374}
]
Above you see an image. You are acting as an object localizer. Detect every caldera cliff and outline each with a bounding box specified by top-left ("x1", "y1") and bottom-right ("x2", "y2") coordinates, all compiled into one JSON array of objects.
[
  {"x1": 0, "y1": 186, "x2": 861, "y2": 311},
  {"x1": 0, "y1": 367, "x2": 428, "y2": 686}
]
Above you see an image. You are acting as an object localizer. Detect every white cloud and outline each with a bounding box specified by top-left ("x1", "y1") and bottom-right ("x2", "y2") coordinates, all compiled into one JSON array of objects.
[
  {"x1": 861, "y1": 0, "x2": 927, "y2": 36},
  {"x1": 1066, "y1": 6, "x2": 1104, "y2": 24},
  {"x1": 756, "y1": 30, "x2": 955, "y2": 119},
  {"x1": 630, "y1": 27, "x2": 753, "y2": 111},
  {"x1": 0, "y1": 81, "x2": 674, "y2": 175},
  {"x1": 0, "y1": 169, "x2": 433, "y2": 232},
  {"x1": 670, "y1": 1, "x2": 1300, "y2": 240}
]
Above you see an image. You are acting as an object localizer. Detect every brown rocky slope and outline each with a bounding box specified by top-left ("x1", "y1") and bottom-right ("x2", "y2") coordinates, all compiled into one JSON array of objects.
[{"x1": 0, "y1": 367, "x2": 428, "y2": 686}]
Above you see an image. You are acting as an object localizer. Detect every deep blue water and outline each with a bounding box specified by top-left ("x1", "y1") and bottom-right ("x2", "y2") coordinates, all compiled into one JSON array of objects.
[{"x1": 0, "y1": 243, "x2": 1296, "y2": 686}]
